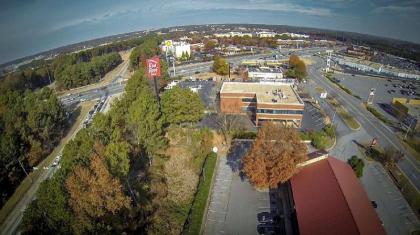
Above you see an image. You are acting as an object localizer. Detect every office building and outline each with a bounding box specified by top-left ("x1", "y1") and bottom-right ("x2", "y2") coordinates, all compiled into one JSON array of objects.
[{"x1": 219, "y1": 82, "x2": 304, "y2": 127}]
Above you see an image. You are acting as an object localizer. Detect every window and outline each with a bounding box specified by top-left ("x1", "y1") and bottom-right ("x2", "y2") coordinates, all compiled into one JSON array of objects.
[
  {"x1": 242, "y1": 97, "x2": 257, "y2": 103},
  {"x1": 257, "y1": 109, "x2": 303, "y2": 115}
]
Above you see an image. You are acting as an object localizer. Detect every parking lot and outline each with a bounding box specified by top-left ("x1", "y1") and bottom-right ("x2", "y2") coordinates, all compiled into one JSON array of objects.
[
  {"x1": 334, "y1": 74, "x2": 419, "y2": 121},
  {"x1": 204, "y1": 141, "x2": 286, "y2": 235},
  {"x1": 178, "y1": 79, "x2": 216, "y2": 109},
  {"x1": 301, "y1": 101, "x2": 325, "y2": 131}
]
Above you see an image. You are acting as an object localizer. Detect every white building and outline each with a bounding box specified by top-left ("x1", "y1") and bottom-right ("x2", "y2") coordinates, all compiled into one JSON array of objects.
[
  {"x1": 256, "y1": 31, "x2": 277, "y2": 38},
  {"x1": 161, "y1": 40, "x2": 191, "y2": 59},
  {"x1": 214, "y1": 32, "x2": 253, "y2": 38},
  {"x1": 248, "y1": 67, "x2": 284, "y2": 80},
  {"x1": 279, "y1": 33, "x2": 310, "y2": 38}
]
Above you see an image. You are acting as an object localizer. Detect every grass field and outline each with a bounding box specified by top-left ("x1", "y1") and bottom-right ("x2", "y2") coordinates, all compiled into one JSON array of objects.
[
  {"x1": 0, "y1": 101, "x2": 95, "y2": 226},
  {"x1": 183, "y1": 153, "x2": 217, "y2": 235}
]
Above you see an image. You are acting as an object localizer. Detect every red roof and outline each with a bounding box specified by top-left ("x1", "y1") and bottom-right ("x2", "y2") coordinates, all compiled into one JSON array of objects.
[{"x1": 290, "y1": 157, "x2": 386, "y2": 235}]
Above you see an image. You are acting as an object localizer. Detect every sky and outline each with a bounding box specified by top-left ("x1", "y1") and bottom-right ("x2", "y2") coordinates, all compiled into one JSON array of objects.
[{"x1": 0, "y1": 0, "x2": 419, "y2": 64}]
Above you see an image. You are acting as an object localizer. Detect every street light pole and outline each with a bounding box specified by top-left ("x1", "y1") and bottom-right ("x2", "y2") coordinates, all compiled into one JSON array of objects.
[{"x1": 404, "y1": 119, "x2": 415, "y2": 140}]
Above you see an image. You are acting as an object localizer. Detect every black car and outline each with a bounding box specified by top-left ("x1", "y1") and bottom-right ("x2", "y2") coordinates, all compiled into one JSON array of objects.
[
  {"x1": 258, "y1": 212, "x2": 275, "y2": 223},
  {"x1": 257, "y1": 224, "x2": 279, "y2": 235},
  {"x1": 371, "y1": 201, "x2": 378, "y2": 208}
]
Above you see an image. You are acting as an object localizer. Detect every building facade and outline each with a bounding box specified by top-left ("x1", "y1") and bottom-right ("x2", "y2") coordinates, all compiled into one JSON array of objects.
[
  {"x1": 219, "y1": 82, "x2": 304, "y2": 127},
  {"x1": 248, "y1": 67, "x2": 284, "y2": 80},
  {"x1": 160, "y1": 40, "x2": 191, "y2": 59}
]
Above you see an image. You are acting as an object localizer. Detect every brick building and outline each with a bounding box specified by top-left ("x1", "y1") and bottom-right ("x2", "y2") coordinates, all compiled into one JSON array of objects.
[{"x1": 219, "y1": 82, "x2": 304, "y2": 127}]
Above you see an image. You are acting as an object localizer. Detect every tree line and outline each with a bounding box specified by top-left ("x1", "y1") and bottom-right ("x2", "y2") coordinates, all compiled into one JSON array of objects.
[
  {"x1": 54, "y1": 52, "x2": 122, "y2": 89},
  {"x1": 0, "y1": 88, "x2": 67, "y2": 208},
  {"x1": 0, "y1": 67, "x2": 52, "y2": 93},
  {"x1": 21, "y1": 40, "x2": 205, "y2": 234}
]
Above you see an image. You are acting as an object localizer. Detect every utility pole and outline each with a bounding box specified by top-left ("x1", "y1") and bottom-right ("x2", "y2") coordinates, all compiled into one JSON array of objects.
[
  {"x1": 45, "y1": 65, "x2": 52, "y2": 85},
  {"x1": 17, "y1": 158, "x2": 31, "y2": 182},
  {"x1": 172, "y1": 56, "x2": 176, "y2": 77},
  {"x1": 404, "y1": 118, "x2": 415, "y2": 140}
]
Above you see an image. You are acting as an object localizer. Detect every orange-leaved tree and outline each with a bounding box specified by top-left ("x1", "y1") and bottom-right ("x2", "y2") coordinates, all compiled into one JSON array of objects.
[
  {"x1": 242, "y1": 122, "x2": 307, "y2": 188},
  {"x1": 65, "y1": 142, "x2": 131, "y2": 233}
]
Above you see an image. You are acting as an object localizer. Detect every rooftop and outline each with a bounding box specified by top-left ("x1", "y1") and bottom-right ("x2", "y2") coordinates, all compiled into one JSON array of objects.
[
  {"x1": 291, "y1": 157, "x2": 386, "y2": 235},
  {"x1": 220, "y1": 82, "x2": 302, "y2": 104},
  {"x1": 248, "y1": 67, "x2": 283, "y2": 73}
]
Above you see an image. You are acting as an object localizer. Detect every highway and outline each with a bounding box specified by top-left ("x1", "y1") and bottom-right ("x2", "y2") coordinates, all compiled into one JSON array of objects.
[{"x1": 308, "y1": 56, "x2": 420, "y2": 190}]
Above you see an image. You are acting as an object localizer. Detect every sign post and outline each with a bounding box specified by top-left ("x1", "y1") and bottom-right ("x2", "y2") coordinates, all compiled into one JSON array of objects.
[{"x1": 146, "y1": 56, "x2": 162, "y2": 110}]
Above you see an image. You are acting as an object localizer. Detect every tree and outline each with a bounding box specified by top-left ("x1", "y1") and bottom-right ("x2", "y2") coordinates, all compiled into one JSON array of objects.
[
  {"x1": 21, "y1": 178, "x2": 74, "y2": 235},
  {"x1": 382, "y1": 147, "x2": 403, "y2": 168},
  {"x1": 104, "y1": 141, "x2": 131, "y2": 178},
  {"x1": 161, "y1": 86, "x2": 204, "y2": 125},
  {"x1": 212, "y1": 55, "x2": 229, "y2": 75},
  {"x1": 127, "y1": 87, "x2": 166, "y2": 155},
  {"x1": 65, "y1": 143, "x2": 131, "y2": 234},
  {"x1": 204, "y1": 40, "x2": 217, "y2": 51},
  {"x1": 347, "y1": 155, "x2": 365, "y2": 177},
  {"x1": 287, "y1": 55, "x2": 307, "y2": 80},
  {"x1": 212, "y1": 113, "x2": 240, "y2": 144},
  {"x1": 242, "y1": 122, "x2": 307, "y2": 188}
]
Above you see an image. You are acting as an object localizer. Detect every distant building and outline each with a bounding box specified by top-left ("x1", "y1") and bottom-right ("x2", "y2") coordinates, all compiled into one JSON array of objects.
[
  {"x1": 291, "y1": 156, "x2": 386, "y2": 235},
  {"x1": 279, "y1": 32, "x2": 310, "y2": 38},
  {"x1": 161, "y1": 40, "x2": 191, "y2": 59},
  {"x1": 214, "y1": 32, "x2": 253, "y2": 38},
  {"x1": 219, "y1": 82, "x2": 304, "y2": 127},
  {"x1": 256, "y1": 31, "x2": 277, "y2": 38},
  {"x1": 248, "y1": 66, "x2": 284, "y2": 80}
]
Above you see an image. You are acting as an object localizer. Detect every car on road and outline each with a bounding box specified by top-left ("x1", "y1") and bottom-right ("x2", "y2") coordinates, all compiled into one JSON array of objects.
[
  {"x1": 52, "y1": 155, "x2": 62, "y2": 167},
  {"x1": 257, "y1": 212, "x2": 277, "y2": 223}
]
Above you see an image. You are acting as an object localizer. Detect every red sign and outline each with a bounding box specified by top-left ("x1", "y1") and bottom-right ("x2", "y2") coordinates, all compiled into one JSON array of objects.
[{"x1": 146, "y1": 56, "x2": 161, "y2": 79}]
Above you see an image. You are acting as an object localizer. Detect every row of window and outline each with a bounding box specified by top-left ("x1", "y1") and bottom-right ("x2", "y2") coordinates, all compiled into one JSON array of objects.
[
  {"x1": 257, "y1": 109, "x2": 303, "y2": 115},
  {"x1": 242, "y1": 98, "x2": 257, "y2": 103}
]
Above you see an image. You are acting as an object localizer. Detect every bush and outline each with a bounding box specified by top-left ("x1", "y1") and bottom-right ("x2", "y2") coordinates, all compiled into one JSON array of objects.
[
  {"x1": 232, "y1": 131, "x2": 257, "y2": 139},
  {"x1": 323, "y1": 124, "x2": 335, "y2": 138},
  {"x1": 183, "y1": 153, "x2": 217, "y2": 235},
  {"x1": 311, "y1": 132, "x2": 329, "y2": 150},
  {"x1": 347, "y1": 155, "x2": 365, "y2": 177}
]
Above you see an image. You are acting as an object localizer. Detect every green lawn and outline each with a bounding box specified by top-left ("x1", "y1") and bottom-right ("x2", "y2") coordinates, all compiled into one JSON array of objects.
[{"x1": 183, "y1": 153, "x2": 217, "y2": 235}]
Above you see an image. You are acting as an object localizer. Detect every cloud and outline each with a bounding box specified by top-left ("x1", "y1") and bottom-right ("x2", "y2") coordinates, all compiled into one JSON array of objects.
[
  {"x1": 162, "y1": 0, "x2": 333, "y2": 16},
  {"x1": 372, "y1": 5, "x2": 420, "y2": 13}
]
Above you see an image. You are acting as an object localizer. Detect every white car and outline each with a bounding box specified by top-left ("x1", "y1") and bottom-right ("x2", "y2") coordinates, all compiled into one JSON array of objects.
[{"x1": 52, "y1": 155, "x2": 62, "y2": 167}]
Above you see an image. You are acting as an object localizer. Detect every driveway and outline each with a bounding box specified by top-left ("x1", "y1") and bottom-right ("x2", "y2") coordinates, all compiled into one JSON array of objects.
[{"x1": 204, "y1": 141, "x2": 282, "y2": 235}]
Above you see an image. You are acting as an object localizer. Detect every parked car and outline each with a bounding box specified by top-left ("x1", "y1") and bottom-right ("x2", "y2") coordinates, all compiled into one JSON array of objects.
[
  {"x1": 371, "y1": 201, "x2": 378, "y2": 208},
  {"x1": 257, "y1": 224, "x2": 279, "y2": 235}
]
